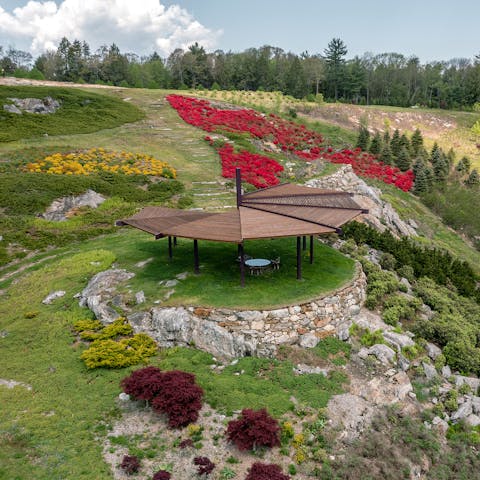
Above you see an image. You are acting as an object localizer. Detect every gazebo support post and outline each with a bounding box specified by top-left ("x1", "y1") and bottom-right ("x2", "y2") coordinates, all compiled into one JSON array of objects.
[
  {"x1": 302, "y1": 235, "x2": 307, "y2": 251},
  {"x1": 309, "y1": 235, "x2": 314, "y2": 264},
  {"x1": 173, "y1": 236, "x2": 177, "y2": 246},
  {"x1": 193, "y1": 239, "x2": 200, "y2": 274},
  {"x1": 296, "y1": 236, "x2": 302, "y2": 280},
  {"x1": 239, "y1": 242, "x2": 245, "y2": 288},
  {"x1": 236, "y1": 167, "x2": 242, "y2": 207},
  {"x1": 168, "y1": 236, "x2": 173, "y2": 259}
]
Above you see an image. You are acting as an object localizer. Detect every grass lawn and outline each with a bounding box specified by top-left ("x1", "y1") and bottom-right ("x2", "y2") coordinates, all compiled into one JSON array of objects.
[{"x1": 0, "y1": 248, "x2": 348, "y2": 479}]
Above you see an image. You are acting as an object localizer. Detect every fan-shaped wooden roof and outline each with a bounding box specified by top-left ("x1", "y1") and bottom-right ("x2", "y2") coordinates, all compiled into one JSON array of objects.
[{"x1": 117, "y1": 182, "x2": 367, "y2": 243}]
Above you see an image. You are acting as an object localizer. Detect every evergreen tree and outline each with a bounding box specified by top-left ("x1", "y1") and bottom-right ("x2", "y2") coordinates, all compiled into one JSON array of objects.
[
  {"x1": 413, "y1": 158, "x2": 426, "y2": 177},
  {"x1": 395, "y1": 146, "x2": 411, "y2": 171},
  {"x1": 433, "y1": 154, "x2": 449, "y2": 181},
  {"x1": 324, "y1": 38, "x2": 348, "y2": 101},
  {"x1": 390, "y1": 129, "x2": 401, "y2": 157},
  {"x1": 430, "y1": 142, "x2": 440, "y2": 161},
  {"x1": 457, "y1": 156, "x2": 471, "y2": 174},
  {"x1": 356, "y1": 126, "x2": 370, "y2": 150},
  {"x1": 425, "y1": 166, "x2": 435, "y2": 188},
  {"x1": 413, "y1": 163, "x2": 429, "y2": 194},
  {"x1": 446, "y1": 148, "x2": 456, "y2": 167},
  {"x1": 465, "y1": 169, "x2": 480, "y2": 187},
  {"x1": 379, "y1": 143, "x2": 394, "y2": 165},
  {"x1": 399, "y1": 133, "x2": 410, "y2": 153},
  {"x1": 410, "y1": 128, "x2": 424, "y2": 156},
  {"x1": 369, "y1": 132, "x2": 382, "y2": 155},
  {"x1": 383, "y1": 129, "x2": 391, "y2": 145}
]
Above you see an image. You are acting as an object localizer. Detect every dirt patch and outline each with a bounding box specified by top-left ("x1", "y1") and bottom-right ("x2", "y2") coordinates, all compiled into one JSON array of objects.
[
  {"x1": 302, "y1": 103, "x2": 458, "y2": 139},
  {"x1": 0, "y1": 76, "x2": 123, "y2": 90}
]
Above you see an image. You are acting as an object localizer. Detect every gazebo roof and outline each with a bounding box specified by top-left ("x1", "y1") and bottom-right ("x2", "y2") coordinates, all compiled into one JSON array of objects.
[{"x1": 117, "y1": 182, "x2": 367, "y2": 243}]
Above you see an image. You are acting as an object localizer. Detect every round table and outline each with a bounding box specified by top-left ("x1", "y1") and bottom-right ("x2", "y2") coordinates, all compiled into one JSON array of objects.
[{"x1": 245, "y1": 258, "x2": 271, "y2": 267}]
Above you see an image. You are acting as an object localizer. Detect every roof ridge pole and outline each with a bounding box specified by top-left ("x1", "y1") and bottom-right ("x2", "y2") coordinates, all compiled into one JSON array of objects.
[{"x1": 236, "y1": 167, "x2": 242, "y2": 208}]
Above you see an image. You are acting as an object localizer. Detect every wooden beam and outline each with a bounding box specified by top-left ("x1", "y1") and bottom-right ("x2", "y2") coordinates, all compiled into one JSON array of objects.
[
  {"x1": 310, "y1": 235, "x2": 314, "y2": 264},
  {"x1": 168, "y1": 236, "x2": 173, "y2": 259},
  {"x1": 194, "y1": 239, "x2": 200, "y2": 274},
  {"x1": 296, "y1": 236, "x2": 302, "y2": 280},
  {"x1": 239, "y1": 243, "x2": 245, "y2": 288},
  {"x1": 302, "y1": 235, "x2": 307, "y2": 251}
]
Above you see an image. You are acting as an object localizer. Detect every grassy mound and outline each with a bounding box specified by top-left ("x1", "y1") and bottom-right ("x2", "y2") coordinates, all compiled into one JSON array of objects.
[{"x1": 0, "y1": 86, "x2": 144, "y2": 142}]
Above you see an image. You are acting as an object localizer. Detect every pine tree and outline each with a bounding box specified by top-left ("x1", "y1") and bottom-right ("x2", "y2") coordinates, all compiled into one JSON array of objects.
[
  {"x1": 433, "y1": 155, "x2": 449, "y2": 181},
  {"x1": 380, "y1": 144, "x2": 394, "y2": 165},
  {"x1": 457, "y1": 156, "x2": 471, "y2": 174},
  {"x1": 413, "y1": 158, "x2": 426, "y2": 177},
  {"x1": 356, "y1": 126, "x2": 370, "y2": 151},
  {"x1": 390, "y1": 129, "x2": 401, "y2": 157},
  {"x1": 430, "y1": 142, "x2": 440, "y2": 161},
  {"x1": 410, "y1": 128, "x2": 423, "y2": 156},
  {"x1": 413, "y1": 163, "x2": 429, "y2": 194},
  {"x1": 446, "y1": 148, "x2": 456, "y2": 166},
  {"x1": 399, "y1": 134, "x2": 410, "y2": 153},
  {"x1": 425, "y1": 166, "x2": 435, "y2": 188},
  {"x1": 465, "y1": 169, "x2": 480, "y2": 187},
  {"x1": 369, "y1": 132, "x2": 382, "y2": 155},
  {"x1": 383, "y1": 130, "x2": 391, "y2": 146},
  {"x1": 395, "y1": 146, "x2": 411, "y2": 171}
]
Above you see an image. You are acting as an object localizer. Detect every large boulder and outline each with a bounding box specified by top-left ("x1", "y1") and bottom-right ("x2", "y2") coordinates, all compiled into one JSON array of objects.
[{"x1": 43, "y1": 190, "x2": 106, "y2": 221}]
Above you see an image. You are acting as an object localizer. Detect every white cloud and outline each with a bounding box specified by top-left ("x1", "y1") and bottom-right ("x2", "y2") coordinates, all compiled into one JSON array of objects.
[{"x1": 0, "y1": 0, "x2": 221, "y2": 56}]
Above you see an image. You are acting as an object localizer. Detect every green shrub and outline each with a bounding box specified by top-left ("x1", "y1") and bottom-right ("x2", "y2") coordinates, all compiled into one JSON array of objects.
[
  {"x1": 360, "y1": 329, "x2": 385, "y2": 347},
  {"x1": 380, "y1": 252, "x2": 397, "y2": 271}
]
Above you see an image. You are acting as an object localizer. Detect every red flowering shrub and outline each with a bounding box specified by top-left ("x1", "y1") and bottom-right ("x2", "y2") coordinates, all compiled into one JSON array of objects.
[
  {"x1": 152, "y1": 471, "x2": 171, "y2": 480},
  {"x1": 194, "y1": 456, "x2": 215, "y2": 476},
  {"x1": 226, "y1": 408, "x2": 280, "y2": 451},
  {"x1": 245, "y1": 462, "x2": 290, "y2": 480},
  {"x1": 179, "y1": 438, "x2": 194, "y2": 449},
  {"x1": 120, "y1": 366, "x2": 164, "y2": 401},
  {"x1": 120, "y1": 455, "x2": 140, "y2": 475},
  {"x1": 151, "y1": 370, "x2": 204, "y2": 428},
  {"x1": 167, "y1": 94, "x2": 414, "y2": 192}
]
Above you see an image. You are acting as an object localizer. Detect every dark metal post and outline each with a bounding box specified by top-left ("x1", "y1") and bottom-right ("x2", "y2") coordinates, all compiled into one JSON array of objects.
[
  {"x1": 302, "y1": 235, "x2": 307, "y2": 251},
  {"x1": 235, "y1": 167, "x2": 242, "y2": 207},
  {"x1": 296, "y1": 236, "x2": 302, "y2": 280},
  {"x1": 194, "y1": 239, "x2": 200, "y2": 274},
  {"x1": 309, "y1": 235, "x2": 314, "y2": 264},
  {"x1": 168, "y1": 236, "x2": 173, "y2": 259},
  {"x1": 239, "y1": 242, "x2": 245, "y2": 288},
  {"x1": 173, "y1": 236, "x2": 177, "y2": 246}
]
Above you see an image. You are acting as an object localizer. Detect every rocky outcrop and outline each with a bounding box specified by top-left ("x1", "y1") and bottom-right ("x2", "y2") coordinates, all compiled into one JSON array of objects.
[
  {"x1": 306, "y1": 165, "x2": 417, "y2": 237},
  {"x1": 3, "y1": 96, "x2": 60, "y2": 114},
  {"x1": 42, "y1": 290, "x2": 66, "y2": 304},
  {"x1": 78, "y1": 269, "x2": 135, "y2": 323},
  {"x1": 43, "y1": 190, "x2": 106, "y2": 221}
]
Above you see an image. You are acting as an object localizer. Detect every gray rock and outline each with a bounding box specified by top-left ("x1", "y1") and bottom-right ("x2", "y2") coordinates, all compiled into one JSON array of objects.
[
  {"x1": 465, "y1": 414, "x2": 480, "y2": 427},
  {"x1": 422, "y1": 362, "x2": 438, "y2": 380},
  {"x1": 299, "y1": 333, "x2": 319, "y2": 348},
  {"x1": 6, "y1": 96, "x2": 60, "y2": 114},
  {"x1": 135, "y1": 291, "x2": 145, "y2": 304},
  {"x1": 3, "y1": 103, "x2": 22, "y2": 114},
  {"x1": 294, "y1": 364, "x2": 328, "y2": 376},
  {"x1": 358, "y1": 344, "x2": 396, "y2": 365},
  {"x1": 426, "y1": 342, "x2": 442, "y2": 360},
  {"x1": 327, "y1": 393, "x2": 375, "y2": 442},
  {"x1": 236, "y1": 310, "x2": 264, "y2": 322},
  {"x1": 79, "y1": 268, "x2": 134, "y2": 323},
  {"x1": 43, "y1": 189, "x2": 106, "y2": 221},
  {"x1": 471, "y1": 396, "x2": 480, "y2": 415},
  {"x1": 455, "y1": 375, "x2": 480, "y2": 393},
  {"x1": 42, "y1": 290, "x2": 66, "y2": 304},
  {"x1": 269, "y1": 308, "x2": 289, "y2": 319},
  {"x1": 118, "y1": 393, "x2": 130, "y2": 402},
  {"x1": 383, "y1": 331, "x2": 415, "y2": 350},
  {"x1": 452, "y1": 400, "x2": 473, "y2": 422},
  {"x1": 175, "y1": 271, "x2": 188, "y2": 280},
  {"x1": 397, "y1": 353, "x2": 410, "y2": 371},
  {"x1": 393, "y1": 371, "x2": 414, "y2": 400},
  {"x1": 336, "y1": 321, "x2": 352, "y2": 341},
  {"x1": 164, "y1": 279, "x2": 178, "y2": 288},
  {"x1": 432, "y1": 416, "x2": 449, "y2": 434},
  {"x1": 400, "y1": 277, "x2": 412, "y2": 292},
  {"x1": 442, "y1": 365, "x2": 452, "y2": 378},
  {"x1": 135, "y1": 258, "x2": 153, "y2": 268}
]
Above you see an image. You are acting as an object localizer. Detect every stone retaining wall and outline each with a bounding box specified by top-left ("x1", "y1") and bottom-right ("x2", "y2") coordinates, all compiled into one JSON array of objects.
[{"x1": 128, "y1": 263, "x2": 366, "y2": 359}]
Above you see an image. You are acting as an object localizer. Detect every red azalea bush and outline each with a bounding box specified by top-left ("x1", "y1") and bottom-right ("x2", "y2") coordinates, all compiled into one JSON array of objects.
[
  {"x1": 151, "y1": 370, "x2": 204, "y2": 428},
  {"x1": 226, "y1": 408, "x2": 280, "y2": 451},
  {"x1": 245, "y1": 462, "x2": 290, "y2": 480},
  {"x1": 167, "y1": 94, "x2": 414, "y2": 192},
  {"x1": 152, "y1": 471, "x2": 171, "y2": 480},
  {"x1": 120, "y1": 455, "x2": 140, "y2": 475},
  {"x1": 120, "y1": 366, "x2": 164, "y2": 401},
  {"x1": 193, "y1": 456, "x2": 215, "y2": 476}
]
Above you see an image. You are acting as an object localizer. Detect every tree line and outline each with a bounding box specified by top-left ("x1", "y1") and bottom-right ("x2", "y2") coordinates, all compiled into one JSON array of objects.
[{"x1": 1, "y1": 37, "x2": 480, "y2": 109}]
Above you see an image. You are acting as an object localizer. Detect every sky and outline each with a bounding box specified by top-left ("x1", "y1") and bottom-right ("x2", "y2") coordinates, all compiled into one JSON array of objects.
[{"x1": 0, "y1": 0, "x2": 479, "y2": 62}]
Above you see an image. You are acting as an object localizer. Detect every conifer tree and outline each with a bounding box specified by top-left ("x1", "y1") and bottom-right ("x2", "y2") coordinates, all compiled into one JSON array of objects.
[
  {"x1": 356, "y1": 126, "x2": 370, "y2": 151},
  {"x1": 413, "y1": 164, "x2": 429, "y2": 194},
  {"x1": 466, "y1": 169, "x2": 480, "y2": 187},
  {"x1": 380, "y1": 143, "x2": 394, "y2": 165},
  {"x1": 457, "y1": 156, "x2": 471, "y2": 174},
  {"x1": 430, "y1": 142, "x2": 440, "y2": 161},
  {"x1": 446, "y1": 148, "x2": 456, "y2": 166},
  {"x1": 369, "y1": 132, "x2": 382, "y2": 155},
  {"x1": 413, "y1": 158, "x2": 426, "y2": 177},
  {"x1": 383, "y1": 130, "x2": 391, "y2": 146},
  {"x1": 395, "y1": 146, "x2": 411, "y2": 171},
  {"x1": 390, "y1": 129, "x2": 401, "y2": 157},
  {"x1": 410, "y1": 128, "x2": 424, "y2": 156},
  {"x1": 433, "y1": 154, "x2": 449, "y2": 181},
  {"x1": 425, "y1": 166, "x2": 435, "y2": 188},
  {"x1": 399, "y1": 133, "x2": 410, "y2": 153}
]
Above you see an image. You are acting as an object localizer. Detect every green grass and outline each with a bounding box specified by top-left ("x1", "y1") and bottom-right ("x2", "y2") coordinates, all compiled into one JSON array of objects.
[
  {"x1": 0, "y1": 86, "x2": 144, "y2": 142},
  {"x1": 0, "y1": 250, "x2": 348, "y2": 478}
]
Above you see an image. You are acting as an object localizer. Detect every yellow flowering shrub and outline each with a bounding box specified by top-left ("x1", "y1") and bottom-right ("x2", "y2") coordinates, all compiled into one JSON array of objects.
[{"x1": 25, "y1": 147, "x2": 176, "y2": 178}]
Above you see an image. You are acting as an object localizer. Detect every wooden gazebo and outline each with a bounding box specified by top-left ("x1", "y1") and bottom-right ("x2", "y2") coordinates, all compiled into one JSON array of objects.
[{"x1": 117, "y1": 169, "x2": 367, "y2": 286}]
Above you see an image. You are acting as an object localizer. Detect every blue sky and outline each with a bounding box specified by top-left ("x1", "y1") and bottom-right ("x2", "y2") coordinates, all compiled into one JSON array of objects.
[{"x1": 0, "y1": 0, "x2": 479, "y2": 61}]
